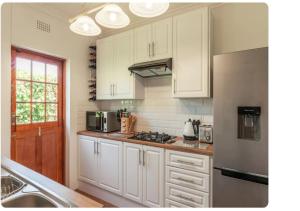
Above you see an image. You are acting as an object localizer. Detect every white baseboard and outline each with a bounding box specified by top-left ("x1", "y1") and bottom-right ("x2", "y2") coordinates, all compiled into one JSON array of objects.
[{"x1": 78, "y1": 181, "x2": 145, "y2": 207}]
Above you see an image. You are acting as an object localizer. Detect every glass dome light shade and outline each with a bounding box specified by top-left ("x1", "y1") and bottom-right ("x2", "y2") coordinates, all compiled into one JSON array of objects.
[
  {"x1": 69, "y1": 16, "x2": 101, "y2": 36},
  {"x1": 95, "y1": 4, "x2": 130, "y2": 29},
  {"x1": 129, "y1": 2, "x2": 169, "y2": 18}
]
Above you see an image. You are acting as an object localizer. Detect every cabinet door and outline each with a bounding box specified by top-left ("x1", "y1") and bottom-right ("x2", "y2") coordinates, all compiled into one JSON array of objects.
[
  {"x1": 96, "y1": 37, "x2": 114, "y2": 99},
  {"x1": 151, "y1": 17, "x2": 172, "y2": 60},
  {"x1": 172, "y1": 8, "x2": 210, "y2": 98},
  {"x1": 114, "y1": 30, "x2": 134, "y2": 99},
  {"x1": 123, "y1": 143, "x2": 143, "y2": 203},
  {"x1": 134, "y1": 24, "x2": 152, "y2": 63},
  {"x1": 97, "y1": 138, "x2": 123, "y2": 195},
  {"x1": 142, "y1": 146, "x2": 165, "y2": 207},
  {"x1": 78, "y1": 136, "x2": 98, "y2": 185}
]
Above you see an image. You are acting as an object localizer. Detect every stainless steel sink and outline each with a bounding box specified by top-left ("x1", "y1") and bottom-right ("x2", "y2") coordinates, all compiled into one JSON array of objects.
[
  {"x1": 2, "y1": 193, "x2": 57, "y2": 207},
  {"x1": 1, "y1": 168, "x2": 72, "y2": 207},
  {"x1": 1, "y1": 175, "x2": 25, "y2": 199}
]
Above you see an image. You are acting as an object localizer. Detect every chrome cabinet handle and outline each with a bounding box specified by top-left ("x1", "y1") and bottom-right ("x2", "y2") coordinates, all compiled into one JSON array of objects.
[
  {"x1": 94, "y1": 141, "x2": 96, "y2": 154},
  {"x1": 175, "y1": 194, "x2": 195, "y2": 202},
  {"x1": 143, "y1": 150, "x2": 145, "y2": 166},
  {"x1": 139, "y1": 149, "x2": 141, "y2": 165},
  {"x1": 173, "y1": 79, "x2": 176, "y2": 94},
  {"x1": 176, "y1": 160, "x2": 194, "y2": 165},
  {"x1": 97, "y1": 142, "x2": 100, "y2": 154},
  {"x1": 113, "y1": 84, "x2": 116, "y2": 96},
  {"x1": 176, "y1": 177, "x2": 195, "y2": 184},
  {"x1": 148, "y1": 43, "x2": 151, "y2": 57},
  {"x1": 110, "y1": 84, "x2": 112, "y2": 96},
  {"x1": 152, "y1": 41, "x2": 154, "y2": 57}
]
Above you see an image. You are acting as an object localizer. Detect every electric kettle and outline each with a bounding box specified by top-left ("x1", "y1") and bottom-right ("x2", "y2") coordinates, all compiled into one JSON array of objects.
[{"x1": 183, "y1": 119, "x2": 199, "y2": 140}]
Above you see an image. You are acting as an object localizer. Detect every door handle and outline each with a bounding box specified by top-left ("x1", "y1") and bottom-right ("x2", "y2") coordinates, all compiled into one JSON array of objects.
[
  {"x1": 38, "y1": 127, "x2": 41, "y2": 137},
  {"x1": 176, "y1": 160, "x2": 194, "y2": 165},
  {"x1": 143, "y1": 150, "x2": 146, "y2": 166},
  {"x1": 214, "y1": 167, "x2": 268, "y2": 185},
  {"x1": 176, "y1": 177, "x2": 195, "y2": 184},
  {"x1": 110, "y1": 84, "x2": 113, "y2": 96},
  {"x1": 94, "y1": 141, "x2": 96, "y2": 154},
  {"x1": 97, "y1": 142, "x2": 100, "y2": 155},
  {"x1": 175, "y1": 194, "x2": 195, "y2": 202},
  {"x1": 173, "y1": 79, "x2": 176, "y2": 94}
]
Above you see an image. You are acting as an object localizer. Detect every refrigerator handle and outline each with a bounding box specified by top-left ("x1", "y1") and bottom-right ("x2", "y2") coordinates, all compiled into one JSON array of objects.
[{"x1": 214, "y1": 167, "x2": 268, "y2": 185}]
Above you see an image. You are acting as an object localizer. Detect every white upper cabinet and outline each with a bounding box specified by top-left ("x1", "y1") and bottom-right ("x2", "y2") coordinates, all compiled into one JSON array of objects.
[
  {"x1": 96, "y1": 30, "x2": 144, "y2": 100},
  {"x1": 172, "y1": 8, "x2": 211, "y2": 98},
  {"x1": 134, "y1": 17, "x2": 172, "y2": 63}
]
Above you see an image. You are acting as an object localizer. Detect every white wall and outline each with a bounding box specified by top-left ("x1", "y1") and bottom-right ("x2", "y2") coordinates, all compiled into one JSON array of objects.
[
  {"x1": 212, "y1": 3, "x2": 268, "y2": 54},
  {"x1": 0, "y1": 3, "x2": 99, "y2": 189}
]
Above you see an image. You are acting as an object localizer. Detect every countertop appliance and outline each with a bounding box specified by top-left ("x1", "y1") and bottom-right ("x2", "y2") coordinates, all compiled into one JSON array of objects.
[
  {"x1": 129, "y1": 131, "x2": 176, "y2": 144},
  {"x1": 213, "y1": 47, "x2": 268, "y2": 207},
  {"x1": 199, "y1": 125, "x2": 213, "y2": 144},
  {"x1": 128, "y1": 58, "x2": 172, "y2": 78},
  {"x1": 86, "y1": 111, "x2": 120, "y2": 133},
  {"x1": 183, "y1": 119, "x2": 200, "y2": 140}
]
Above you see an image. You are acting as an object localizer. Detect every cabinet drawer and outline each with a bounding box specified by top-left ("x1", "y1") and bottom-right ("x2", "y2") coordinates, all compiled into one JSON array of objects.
[
  {"x1": 165, "y1": 199, "x2": 190, "y2": 208},
  {"x1": 166, "y1": 166, "x2": 209, "y2": 192},
  {"x1": 165, "y1": 150, "x2": 210, "y2": 174},
  {"x1": 166, "y1": 183, "x2": 209, "y2": 207}
]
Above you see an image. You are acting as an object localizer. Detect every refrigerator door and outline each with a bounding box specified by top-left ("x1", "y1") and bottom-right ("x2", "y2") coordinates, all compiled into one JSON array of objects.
[
  {"x1": 213, "y1": 48, "x2": 268, "y2": 207},
  {"x1": 213, "y1": 168, "x2": 268, "y2": 207}
]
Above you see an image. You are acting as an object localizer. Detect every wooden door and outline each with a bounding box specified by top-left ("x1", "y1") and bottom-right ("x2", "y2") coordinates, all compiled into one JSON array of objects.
[
  {"x1": 152, "y1": 17, "x2": 173, "y2": 60},
  {"x1": 142, "y1": 146, "x2": 165, "y2": 207},
  {"x1": 78, "y1": 135, "x2": 98, "y2": 185},
  {"x1": 134, "y1": 24, "x2": 152, "y2": 63},
  {"x1": 123, "y1": 142, "x2": 143, "y2": 203},
  {"x1": 172, "y1": 8, "x2": 210, "y2": 98},
  {"x1": 11, "y1": 47, "x2": 64, "y2": 183},
  {"x1": 97, "y1": 138, "x2": 123, "y2": 196}
]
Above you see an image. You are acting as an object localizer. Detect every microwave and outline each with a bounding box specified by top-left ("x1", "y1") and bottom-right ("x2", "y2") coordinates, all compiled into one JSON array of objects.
[{"x1": 86, "y1": 111, "x2": 120, "y2": 133}]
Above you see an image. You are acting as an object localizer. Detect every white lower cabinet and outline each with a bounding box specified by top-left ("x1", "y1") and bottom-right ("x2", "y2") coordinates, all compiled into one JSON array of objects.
[
  {"x1": 123, "y1": 143, "x2": 165, "y2": 207},
  {"x1": 78, "y1": 136, "x2": 123, "y2": 196},
  {"x1": 78, "y1": 136, "x2": 98, "y2": 185},
  {"x1": 165, "y1": 150, "x2": 211, "y2": 207},
  {"x1": 97, "y1": 138, "x2": 123, "y2": 195}
]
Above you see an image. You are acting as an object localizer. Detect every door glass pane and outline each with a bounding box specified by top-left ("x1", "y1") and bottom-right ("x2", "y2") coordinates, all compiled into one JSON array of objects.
[
  {"x1": 16, "y1": 80, "x2": 31, "y2": 102},
  {"x1": 16, "y1": 57, "x2": 31, "y2": 80},
  {"x1": 32, "y1": 103, "x2": 45, "y2": 123},
  {"x1": 46, "y1": 64, "x2": 58, "y2": 83},
  {"x1": 16, "y1": 103, "x2": 31, "y2": 124},
  {"x1": 46, "y1": 84, "x2": 57, "y2": 102},
  {"x1": 46, "y1": 103, "x2": 57, "y2": 122},
  {"x1": 32, "y1": 61, "x2": 45, "y2": 82},
  {"x1": 32, "y1": 82, "x2": 45, "y2": 102}
]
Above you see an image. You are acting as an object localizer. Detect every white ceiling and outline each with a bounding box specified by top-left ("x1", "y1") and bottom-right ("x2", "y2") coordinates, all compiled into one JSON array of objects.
[{"x1": 28, "y1": 3, "x2": 220, "y2": 38}]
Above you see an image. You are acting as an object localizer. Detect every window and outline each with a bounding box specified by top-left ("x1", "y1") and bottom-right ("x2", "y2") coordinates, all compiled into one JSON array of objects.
[{"x1": 15, "y1": 57, "x2": 59, "y2": 124}]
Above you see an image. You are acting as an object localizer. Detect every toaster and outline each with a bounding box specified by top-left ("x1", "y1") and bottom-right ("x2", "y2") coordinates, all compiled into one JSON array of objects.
[{"x1": 199, "y1": 125, "x2": 213, "y2": 144}]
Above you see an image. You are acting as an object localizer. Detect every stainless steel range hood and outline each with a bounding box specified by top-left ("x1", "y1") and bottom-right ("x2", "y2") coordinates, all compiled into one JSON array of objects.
[{"x1": 128, "y1": 58, "x2": 172, "y2": 78}]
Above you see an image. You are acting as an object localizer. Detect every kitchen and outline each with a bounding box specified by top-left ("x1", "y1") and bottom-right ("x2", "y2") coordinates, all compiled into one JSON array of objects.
[{"x1": 0, "y1": 1, "x2": 271, "y2": 208}]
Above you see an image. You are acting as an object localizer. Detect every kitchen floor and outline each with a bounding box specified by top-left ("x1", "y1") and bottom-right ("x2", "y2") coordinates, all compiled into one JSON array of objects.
[{"x1": 75, "y1": 189, "x2": 116, "y2": 208}]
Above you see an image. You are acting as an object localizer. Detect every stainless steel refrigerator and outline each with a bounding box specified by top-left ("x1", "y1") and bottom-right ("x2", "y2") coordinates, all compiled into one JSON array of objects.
[{"x1": 213, "y1": 47, "x2": 268, "y2": 207}]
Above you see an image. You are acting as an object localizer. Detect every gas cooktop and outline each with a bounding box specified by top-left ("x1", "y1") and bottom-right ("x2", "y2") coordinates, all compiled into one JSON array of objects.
[{"x1": 129, "y1": 131, "x2": 176, "y2": 144}]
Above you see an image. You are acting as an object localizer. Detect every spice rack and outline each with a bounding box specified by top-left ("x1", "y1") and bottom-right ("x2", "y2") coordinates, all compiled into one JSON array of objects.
[{"x1": 88, "y1": 45, "x2": 96, "y2": 101}]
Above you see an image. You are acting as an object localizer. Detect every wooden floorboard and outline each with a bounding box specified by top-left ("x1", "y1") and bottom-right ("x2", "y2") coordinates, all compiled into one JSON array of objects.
[{"x1": 75, "y1": 189, "x2": 117, "y2": 208}]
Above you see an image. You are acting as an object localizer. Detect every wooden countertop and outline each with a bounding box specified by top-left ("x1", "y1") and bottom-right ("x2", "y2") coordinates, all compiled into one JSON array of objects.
[
  {"x1": 77, "y1": 131, "x2": 213, "y2": 156},
  {"x1": 1, "y1": 157, "x2": 103, "y2": 208}
]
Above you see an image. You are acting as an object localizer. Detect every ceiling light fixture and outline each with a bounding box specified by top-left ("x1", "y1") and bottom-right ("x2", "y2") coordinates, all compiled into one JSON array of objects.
[
  {"x1": 95, "y1": 4, "x2": 130, "y2": 29},
  {"x1": 129, "y1": 2, "x2": 169, "y2": 18},
  {"x1": 69, "y1": 16, "x2": 101, "y2": 36}
]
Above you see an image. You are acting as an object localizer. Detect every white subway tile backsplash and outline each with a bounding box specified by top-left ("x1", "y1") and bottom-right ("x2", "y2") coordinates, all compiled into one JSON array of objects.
[{"x1": 95, "y1": 77, "x2": 213, "y2": 136}]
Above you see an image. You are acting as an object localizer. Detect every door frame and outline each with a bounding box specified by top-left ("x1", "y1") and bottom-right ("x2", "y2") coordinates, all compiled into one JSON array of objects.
[{"x1": 10, "y1": 46, "x2": 66, "y2": 184}]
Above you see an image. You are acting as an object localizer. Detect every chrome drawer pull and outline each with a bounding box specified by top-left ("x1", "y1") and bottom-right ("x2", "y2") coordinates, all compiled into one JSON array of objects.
[
  {"x1": 176, "y1": 160, "x2": 194, "y2": 165},
  {"x1": 176, "y1": 177, "x2": 195, "y2": 184},
  {"x1": 175, "y1": 194, "x2": 195, "y2": 202}
]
